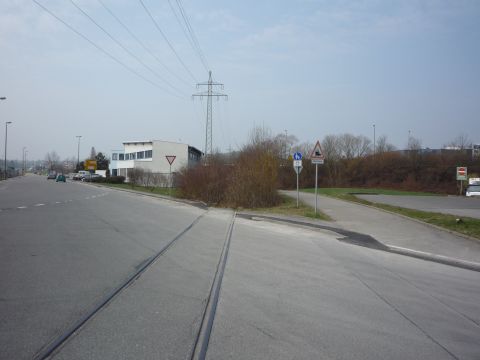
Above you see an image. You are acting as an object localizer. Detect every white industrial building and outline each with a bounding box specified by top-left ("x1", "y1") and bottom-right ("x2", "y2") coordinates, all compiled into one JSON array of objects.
[{"x1": 109, "y1": 140, "x2": 202, "y2": 182}]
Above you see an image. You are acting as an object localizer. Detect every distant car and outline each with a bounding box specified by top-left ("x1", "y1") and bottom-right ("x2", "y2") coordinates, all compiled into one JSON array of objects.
[
  {"x1": 56, "y1": 174, "x2": 66, "y2": 182},
  {"x1": 47, "y1": 172, "x2": 56, "y2": 180},
  {"x1": 466, "y1": 185, "x2": 480, "y2": 197}
]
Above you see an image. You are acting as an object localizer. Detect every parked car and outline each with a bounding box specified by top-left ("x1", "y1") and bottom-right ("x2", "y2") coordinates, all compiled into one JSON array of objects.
[
  {"x1": 56, "y1": 174, "x2": 66, "y2": 182},
  {"x1": 47, "y1": 172, "x2": 56, "y2": 180},
  {"x1": 81, "y1": 173, "x2": 101, "y2": 182},
  {"x1": 466, "y1": 185, "x2": 480, "y2": 197}
]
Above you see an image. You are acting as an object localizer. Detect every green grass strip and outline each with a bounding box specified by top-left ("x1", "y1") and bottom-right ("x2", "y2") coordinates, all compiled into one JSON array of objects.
[
  {"x1": 302, "y1": 187, "x2": 437, "y2": 196},
  {"x1": 244, "y1": 195, "x2": 332, "y2": 221}
]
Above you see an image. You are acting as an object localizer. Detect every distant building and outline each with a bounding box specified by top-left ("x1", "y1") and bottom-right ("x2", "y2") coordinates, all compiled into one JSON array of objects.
[{"x1": 109, "y1": 140, "x2": 202, "y2": 182}]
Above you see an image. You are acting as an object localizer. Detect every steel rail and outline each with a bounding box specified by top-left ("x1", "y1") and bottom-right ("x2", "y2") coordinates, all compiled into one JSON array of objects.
[
  {"x1": 190, "y1": 212, "x2": 236, "y2": 360},
  {"x1": 33, "y1": 212, "x2": 207, "y2": 360}
]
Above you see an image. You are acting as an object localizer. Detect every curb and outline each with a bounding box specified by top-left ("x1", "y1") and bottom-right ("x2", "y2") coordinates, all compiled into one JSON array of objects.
[
  {"x1": 239, "y1": 212, "x2": 480, "y2": 273},
  {"x1": 386, "y1": 245, "x2": 480, "y2": 272},
  {"x1": 85, "y1": 183, "x2": 208, "y2": 210}
]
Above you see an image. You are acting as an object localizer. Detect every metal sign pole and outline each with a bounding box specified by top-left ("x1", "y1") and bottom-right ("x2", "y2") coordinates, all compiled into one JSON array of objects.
[
  {"x1": 315, "y1": 163, "x2": 318, "y2": 215},
  {"x1": 296, "y1": 169, "x2": 299, "y2": 208},
  {"x1": 169, "y1": 163, "x2": 172, "y2": 195}
]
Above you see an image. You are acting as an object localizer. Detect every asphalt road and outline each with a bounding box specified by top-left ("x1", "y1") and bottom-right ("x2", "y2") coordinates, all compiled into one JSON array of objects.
[
  {"x1": 355, "y1": 194, "x2": 480, "y2": 219},
  {"x1": 1, "y1": 176, "x2": 479, "y2": 359}
]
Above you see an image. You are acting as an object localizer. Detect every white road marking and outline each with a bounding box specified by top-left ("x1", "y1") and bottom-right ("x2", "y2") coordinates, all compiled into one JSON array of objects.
[
  {"x1": 55, "y1": 201, "x2": 61, "y2": 204},
  {"x1": 34, "y1": 203, "x2": 45, "y2": 207},
  {"x1": 17, "y1": 206, "x2": 27, "y2": 209}
]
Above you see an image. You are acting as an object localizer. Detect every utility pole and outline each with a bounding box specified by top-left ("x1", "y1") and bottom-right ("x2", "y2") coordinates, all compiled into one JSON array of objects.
[
  {"x1": 373, "y1": 124, "x2": 376, "y2": 158},
  {"x1": 76, "y1": 135, "x2": 82, "y2": 170},
  {"x1": 192, "y1": 71, "x2": 227, "y2": 159},
  {"x1": 22, "y1": 147, "x2": 26, "y2": 175},
  {"x1": 4, "y1": 121, "x2": 12, "y2": 180}
]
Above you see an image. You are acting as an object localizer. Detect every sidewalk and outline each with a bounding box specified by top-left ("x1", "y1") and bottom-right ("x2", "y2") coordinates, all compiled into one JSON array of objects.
[{"x1": 282, "y1": 190, "x2": 480, "y2": 264}]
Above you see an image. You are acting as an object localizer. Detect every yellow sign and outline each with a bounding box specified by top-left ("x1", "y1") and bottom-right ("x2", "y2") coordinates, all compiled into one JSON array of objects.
[{"x1": 85, "y1": 160, "x2": 97, "y2": 171}]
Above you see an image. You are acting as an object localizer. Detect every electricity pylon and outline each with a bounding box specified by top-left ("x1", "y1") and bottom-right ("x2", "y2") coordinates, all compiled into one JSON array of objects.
[{"x1": 192, "y1": 71, "x2": 227, "y2": 159}]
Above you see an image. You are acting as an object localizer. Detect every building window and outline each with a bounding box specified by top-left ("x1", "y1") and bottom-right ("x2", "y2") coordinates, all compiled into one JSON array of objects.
[
  {"x1": 112, "y1": 169, "x2": 118, "y2": 176},
  {"x1": 119, "y1": 153, "x2": 124, "y2": 160},
  {"x1": 112, "y1": 153, "x2": 118, "y2": 160},
  {"x1": 137, "y1": 151, "x2": 144, "y2": 159},
  {"x1": 145, "y1": 150, "x2": 152, "y2": 158},
  {"x1": 130, "y1": 153, "x2": 136, "y2": 160},
  {"x1": 125, "y1": 154, "x2": 129, "y2": 160}
]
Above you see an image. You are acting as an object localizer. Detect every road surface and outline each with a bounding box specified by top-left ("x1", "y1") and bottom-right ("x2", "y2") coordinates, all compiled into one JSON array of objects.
[
  {"x1": 1, "y1": 176, "x2": 479, "y2": 359},
  {"x1": 355, "y1": 194, "x2": 480, "y2": 219}
]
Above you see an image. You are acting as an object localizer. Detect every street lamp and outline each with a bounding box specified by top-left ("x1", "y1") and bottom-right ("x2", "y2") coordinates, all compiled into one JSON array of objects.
[
  {"x1": 76, "y1": 135, "x2": 82, "y2": 170},
  {"x1": 22, "y1": 146, "x2": 26, "y2": 175},
  {"x1": 1, "y1": 97, "x2": 6, "y2": 179},
  {"x1": 4, "y1": 121, "x2": 12, "y2": 180}
]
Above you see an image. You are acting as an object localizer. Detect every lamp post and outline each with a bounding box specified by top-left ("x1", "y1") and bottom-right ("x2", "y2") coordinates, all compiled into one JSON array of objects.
[
  {"x1": 4, "y1": 121, "x2": 12, "y2": 180},
  {"x1": 22, "y1": 147, "x2": 26, "y2": 175},
  {"x1": 373, "y1": 124, "x2": 376, "y2": 158},
  {"x1": 76, "y1": 135, "x2": 82, "y2": 170},
  {"x1": 1, "y1": 97, "x2": 6, "y2": 179}
]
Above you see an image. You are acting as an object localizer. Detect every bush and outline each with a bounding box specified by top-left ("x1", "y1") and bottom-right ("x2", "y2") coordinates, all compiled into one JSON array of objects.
[
  {"x1": 106, "y1": 176, "x2": 125, "y2": 184},
  {"x1": 225, "y1": 145, "x2": 281, "y2": 208},
  {"x1": 177, "y1": 128, "x2": 281, "y2": 208},
  {"x1": 177, "y1": 155, "x2": 230, "y2": 205}
]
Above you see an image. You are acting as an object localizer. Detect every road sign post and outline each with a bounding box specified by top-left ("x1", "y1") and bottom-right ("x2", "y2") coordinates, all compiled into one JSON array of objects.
[
  {"x1": 293, "y1": 152, "x2": 303, "y2": 207},
  {"x1": 166, "y1": 156, "x2": 176, "y2": 194},
  {"x1": 457, "y1": 167, "x2": 467, "y2": 195},
  {"x1": 310, "y1": 141, "x2": 325, "y2": 215}
]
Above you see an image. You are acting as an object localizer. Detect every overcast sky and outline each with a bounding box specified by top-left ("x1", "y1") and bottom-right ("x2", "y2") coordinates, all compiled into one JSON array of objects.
[{"x1": 1, "y1": 0, "x2": 479, "y2": 160}]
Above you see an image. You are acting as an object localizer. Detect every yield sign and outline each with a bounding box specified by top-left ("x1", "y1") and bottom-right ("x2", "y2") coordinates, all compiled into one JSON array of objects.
[
  {"x1": 165, "y1": 155, "x2": 176, "y2": 165},
  {"x1": 310, "y1": 140, "x2": 325, "y2": 160}
]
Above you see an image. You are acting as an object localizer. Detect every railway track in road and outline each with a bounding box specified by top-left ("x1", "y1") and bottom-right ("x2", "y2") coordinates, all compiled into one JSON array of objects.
[{"x1": 33, "y1": 211, "x2": 236, "y2": 360}]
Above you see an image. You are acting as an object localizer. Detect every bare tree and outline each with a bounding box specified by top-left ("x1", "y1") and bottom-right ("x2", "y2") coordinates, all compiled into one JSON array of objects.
[
  {"x1": 407, "y1": 136, "x2": 422, "y2": 151},
  {"x1": 128, "y1": 168, "x2": 144, "y2": 187},
  {"x1": 339, "y1": 134, "x2": 371, "y2": 159},
  {"x1": 444, "y1": 134, "x2": 471, "y2": 149},
  {"x1": 90, "y1": 146, "x2": 97, "y2": 160},
  {"x1": 376, "y1": 135, "x2": 396, "y2": 154},
  {"x1": 45, "y1": 151, "x2": 61, "y2": 172}
]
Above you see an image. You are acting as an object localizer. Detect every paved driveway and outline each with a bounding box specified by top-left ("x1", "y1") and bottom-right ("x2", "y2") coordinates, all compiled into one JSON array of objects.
[{"x1": 355, "y1": 195, "x2": 480, "y2": 219}]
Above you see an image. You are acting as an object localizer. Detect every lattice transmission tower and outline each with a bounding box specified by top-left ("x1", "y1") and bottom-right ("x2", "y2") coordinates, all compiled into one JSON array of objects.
[{"x1": 192, "y1": 71, "x2": 228, "y2": 158}]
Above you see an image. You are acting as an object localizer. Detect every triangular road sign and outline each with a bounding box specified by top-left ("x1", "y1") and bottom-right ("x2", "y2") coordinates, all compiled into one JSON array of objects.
[
  {"x1": 165, "y1": 155, "x2": 176, "y2": 165},
  {"x1": 310, "y1": 141, "x2": 325, "y2": 160}
]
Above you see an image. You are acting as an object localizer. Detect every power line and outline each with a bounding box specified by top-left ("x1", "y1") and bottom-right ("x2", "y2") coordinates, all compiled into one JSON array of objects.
[
  {"x1": 32, "y1": 0, "x2": 180, "y2": 96},
  {"x1": 69, "y1": 0, "x2": 186, "y2": 97},
  {"x1": 138, "y1": 0, "x2": 198, "y2": 83},
  {"x1": 167, "y1": 0, "x2": 209, "y2": 73},
  {"x1": 175, "y1": 0, "x2": 209, "y2": 72},
  {"x1": 97, "y1": 0, "x2": 191, "y2": 87}
]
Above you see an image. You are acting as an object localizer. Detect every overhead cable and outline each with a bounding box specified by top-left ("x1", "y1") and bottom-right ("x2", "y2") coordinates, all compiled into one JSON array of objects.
[
  {"x1": 97, "y1": 0, "x2": 191, "y2": 87},
  {"x1": 174, "y1": 0, "x2": 209, "y2": 73},
  {"x1": 167, "y1": 0, "x2": 209, "y2": 73},
  {"x1": 138, "y1": 0, "x2": 198, "y2": 83},
  {"x1": 32, "y1": 0, "x2": 182, "y2": 97},
  {"x1": 69, "y1": 0, "x2": 186, "y2": 97}
]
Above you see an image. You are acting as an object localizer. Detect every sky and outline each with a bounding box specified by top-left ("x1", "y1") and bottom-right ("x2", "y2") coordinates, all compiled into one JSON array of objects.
[{"x1": 1, "y1": 0, "x2": 479, "y2": 161}]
